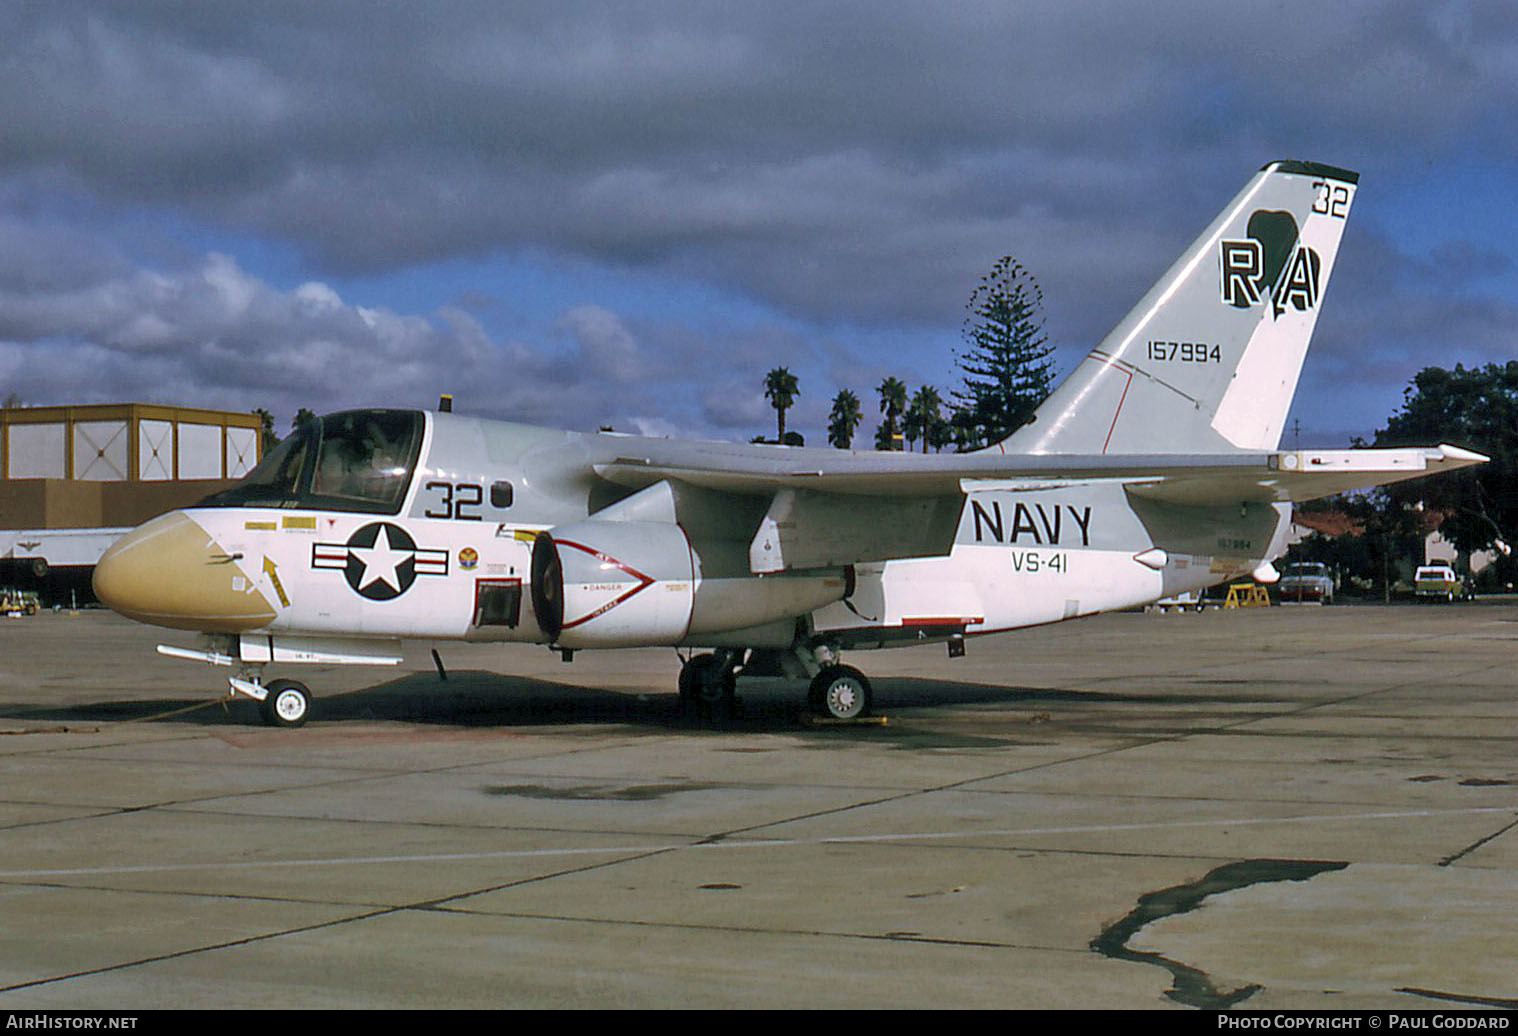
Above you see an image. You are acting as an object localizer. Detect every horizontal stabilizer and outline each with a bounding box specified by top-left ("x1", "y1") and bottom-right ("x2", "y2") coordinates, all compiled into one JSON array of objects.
[{"x1": 1120, "y1": 444, "x2": 1487, "y2": 505}]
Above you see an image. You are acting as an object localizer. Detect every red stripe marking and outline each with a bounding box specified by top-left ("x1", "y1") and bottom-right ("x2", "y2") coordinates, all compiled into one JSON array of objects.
[
  {"x1": 554, "y1": 538, "x2": 657, "y2": 631},
  {"x1": 1101, "y1": 369, "x2": 1134, "y2": 455}
]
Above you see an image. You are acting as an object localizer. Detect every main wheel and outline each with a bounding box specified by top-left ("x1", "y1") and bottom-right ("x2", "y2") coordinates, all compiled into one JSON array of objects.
[
  {"x1": 260, "y1": 679, "x2": 311, "y2": 728},
  {"x1": 809, "y1": 665, "x2": 872, "y2": 720},
  {"x1": 679, "y1": 654, "x2": 736, "y2": 718}
]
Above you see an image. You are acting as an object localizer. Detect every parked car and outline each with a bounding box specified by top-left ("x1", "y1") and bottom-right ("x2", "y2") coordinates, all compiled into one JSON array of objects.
[
  {"x1": 1414, "y1": 564, "x2": 1464, "y2": 602},
  {"x1": 1279, "y1": 562, "x2": 1334, "y2": 604}
]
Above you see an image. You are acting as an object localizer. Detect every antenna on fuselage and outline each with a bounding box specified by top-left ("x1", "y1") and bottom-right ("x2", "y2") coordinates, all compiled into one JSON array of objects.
[{"x1": 438, "y1": 394, "x2": 453, "y2": 413}]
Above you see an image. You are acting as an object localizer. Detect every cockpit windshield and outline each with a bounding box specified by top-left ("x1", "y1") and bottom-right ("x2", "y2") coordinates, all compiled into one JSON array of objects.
[{"x1": 198, "y1": 409, "x2": 423, "y2": 514}]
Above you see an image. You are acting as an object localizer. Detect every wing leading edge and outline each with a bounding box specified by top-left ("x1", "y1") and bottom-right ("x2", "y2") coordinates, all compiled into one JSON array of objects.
[{"x1": 593, "y1": 443, "x2": 1486, "y2": 503}]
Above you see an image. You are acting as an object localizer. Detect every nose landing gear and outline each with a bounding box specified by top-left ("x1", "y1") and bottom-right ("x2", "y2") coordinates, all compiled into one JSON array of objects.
[
  {"x1": 227, "y1": 671, "x2": 313, "y2": 728},
  {"x1": 260, "y1": 679, "x2": 312, "y2": 728}
]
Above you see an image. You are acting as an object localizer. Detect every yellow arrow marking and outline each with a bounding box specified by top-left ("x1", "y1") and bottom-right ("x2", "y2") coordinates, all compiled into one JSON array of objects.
[{"x1": 262, "y1": 556, "x2": 290, "y2": 608}]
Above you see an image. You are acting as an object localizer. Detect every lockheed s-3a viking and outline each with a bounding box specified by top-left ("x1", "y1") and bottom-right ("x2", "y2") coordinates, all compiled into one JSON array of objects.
[{"x1": 92, "y1": 161, "x2": 1484, "y2": 727}]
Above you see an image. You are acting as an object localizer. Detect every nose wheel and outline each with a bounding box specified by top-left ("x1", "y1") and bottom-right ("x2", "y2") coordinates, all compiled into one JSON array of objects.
[{"x1": 259, "y1": 679, "x2": 312, "y2": 728}]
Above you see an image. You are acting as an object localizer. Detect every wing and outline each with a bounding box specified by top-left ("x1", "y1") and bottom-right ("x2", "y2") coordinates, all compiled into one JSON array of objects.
[
  {"x1": 593, "y1": 441, "x2": 1486, "y2": 502},
  {"x1": 585, "y1": 439, "x2": 1485, "y2": 573}
]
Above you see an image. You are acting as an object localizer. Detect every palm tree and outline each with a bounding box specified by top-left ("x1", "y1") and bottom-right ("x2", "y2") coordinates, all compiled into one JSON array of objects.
[
  {"x1": 827, "y1": 389, "x2": 863, "y2": 449},
  {"x1": 764, "y1": 367, "x2": 800, "y2": 442},
  {"x1": 906, "y1": 385, "x2": 943, "y2": 453},
  {"x1": 252, "y1": 408, "x2": 278, "y2": 451},
  {"x1": 877, "y1": 376, "x2": 908, "y2": 451}
]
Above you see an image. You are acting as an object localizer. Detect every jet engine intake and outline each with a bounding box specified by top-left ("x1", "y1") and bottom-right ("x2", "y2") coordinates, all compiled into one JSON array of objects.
[
  {"x1": 530, "y1": 519, "x2": 849, "y2": 648},
  {"x1": 531, "y1": 521, "x2": 695, "y2": 648}
]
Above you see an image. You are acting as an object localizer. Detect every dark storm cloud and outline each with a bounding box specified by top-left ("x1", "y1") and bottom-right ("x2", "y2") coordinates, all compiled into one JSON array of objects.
[
  {"x1": 0, "y1": 1, "x2": 1514, "y2": 436},
  {"x1": 1316, "y1": 225, "x2": 1518, "y2": 381},
  {"x1": 6, "y1": 2, "x2": 1513, "y2": 319}
]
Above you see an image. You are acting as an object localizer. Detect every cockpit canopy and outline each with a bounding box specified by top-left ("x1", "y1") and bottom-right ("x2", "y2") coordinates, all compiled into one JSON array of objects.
[{"x1": 199, "y1": 409, "x2": 423, "y2": 514}]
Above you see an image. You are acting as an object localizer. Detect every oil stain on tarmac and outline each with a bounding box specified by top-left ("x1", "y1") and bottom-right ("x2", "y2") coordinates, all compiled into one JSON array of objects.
[{"x1": 1091, "y1": 858, "x2": 1350, "y2": 1009}]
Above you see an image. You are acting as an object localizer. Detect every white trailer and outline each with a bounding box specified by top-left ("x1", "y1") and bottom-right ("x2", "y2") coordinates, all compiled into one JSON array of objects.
[{"x1": 1, "y1": 527, "x2": 130, "y2": 579}]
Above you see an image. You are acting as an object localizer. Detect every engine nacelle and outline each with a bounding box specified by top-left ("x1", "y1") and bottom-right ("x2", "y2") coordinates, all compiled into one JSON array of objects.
[
  {"x1": 531, "y1": 521, "x2": 694, "y2": 648},
  {"x1": 530, "y1": 519, "x2": 849, "y2": 648}
]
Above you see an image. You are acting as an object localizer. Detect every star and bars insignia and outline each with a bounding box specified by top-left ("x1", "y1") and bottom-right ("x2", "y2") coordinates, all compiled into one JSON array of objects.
[{"x1": 312, "y1": 522, "x2": 449, "y2": 601}]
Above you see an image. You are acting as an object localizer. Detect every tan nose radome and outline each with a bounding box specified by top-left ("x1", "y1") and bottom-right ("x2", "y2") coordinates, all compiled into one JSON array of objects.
[{"x1": 93, "y1": 512, "x2": 277, "y2": 632}]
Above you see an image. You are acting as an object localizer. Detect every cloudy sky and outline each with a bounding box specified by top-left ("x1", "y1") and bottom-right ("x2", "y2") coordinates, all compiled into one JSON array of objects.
[{"x1": 1, "y1": 1, "x2": 1514, "y2": 448}]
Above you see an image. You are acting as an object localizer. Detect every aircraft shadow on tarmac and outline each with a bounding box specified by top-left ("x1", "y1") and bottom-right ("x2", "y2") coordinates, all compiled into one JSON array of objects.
[{"x1": 2, "y1": 669, "x2": 1233, "y2": 737}]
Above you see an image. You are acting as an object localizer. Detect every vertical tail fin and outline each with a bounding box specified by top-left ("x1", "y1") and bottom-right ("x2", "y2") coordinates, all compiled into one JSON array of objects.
[{"x1": 1001, "y1": 160, "x2": 1357, "y2": 454}]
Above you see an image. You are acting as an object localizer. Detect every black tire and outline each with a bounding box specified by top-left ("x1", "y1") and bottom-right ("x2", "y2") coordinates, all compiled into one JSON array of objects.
[
  {"x1": 260, "y1": 679, "x2": 311, "y2": 728},
  {"x1": 809, "y1": 665, "x2": 872, "y2": 720},
  {"x1": 679, "y1": 654, "x2": 735, "y2": 717}
]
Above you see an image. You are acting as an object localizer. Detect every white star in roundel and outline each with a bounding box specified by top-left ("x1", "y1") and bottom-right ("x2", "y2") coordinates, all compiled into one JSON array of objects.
[{"x1": 349, "y1": 523, "x2": 411, "y2": 594}]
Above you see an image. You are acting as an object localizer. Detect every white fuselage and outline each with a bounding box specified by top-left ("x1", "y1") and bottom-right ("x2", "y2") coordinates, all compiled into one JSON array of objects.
[{"x1": 158, "y1": 410, "x2": 1282, "y2": 655}]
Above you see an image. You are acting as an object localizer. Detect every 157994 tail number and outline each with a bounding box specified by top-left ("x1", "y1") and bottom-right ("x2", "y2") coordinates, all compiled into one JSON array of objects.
[{"x1": 1147, "y1": 340, "x2": 1220, "y2": 364}]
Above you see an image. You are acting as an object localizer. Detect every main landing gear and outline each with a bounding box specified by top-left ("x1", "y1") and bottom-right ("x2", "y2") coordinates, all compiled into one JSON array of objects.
[
  {"x1": 677, "y1": 645, "x2": 875, "y2": 721},
  {"x1": 807, "y1": 664, "x2": 872, "y2": 721},
  {"x1": 678, "y1": 650, "x2": 740, "y2": 720}
]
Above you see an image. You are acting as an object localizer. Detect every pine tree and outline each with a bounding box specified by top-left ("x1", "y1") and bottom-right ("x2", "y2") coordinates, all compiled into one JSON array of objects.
[{"x1": 954, "y1": 256, "x2": 1054, "y2": 448}]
